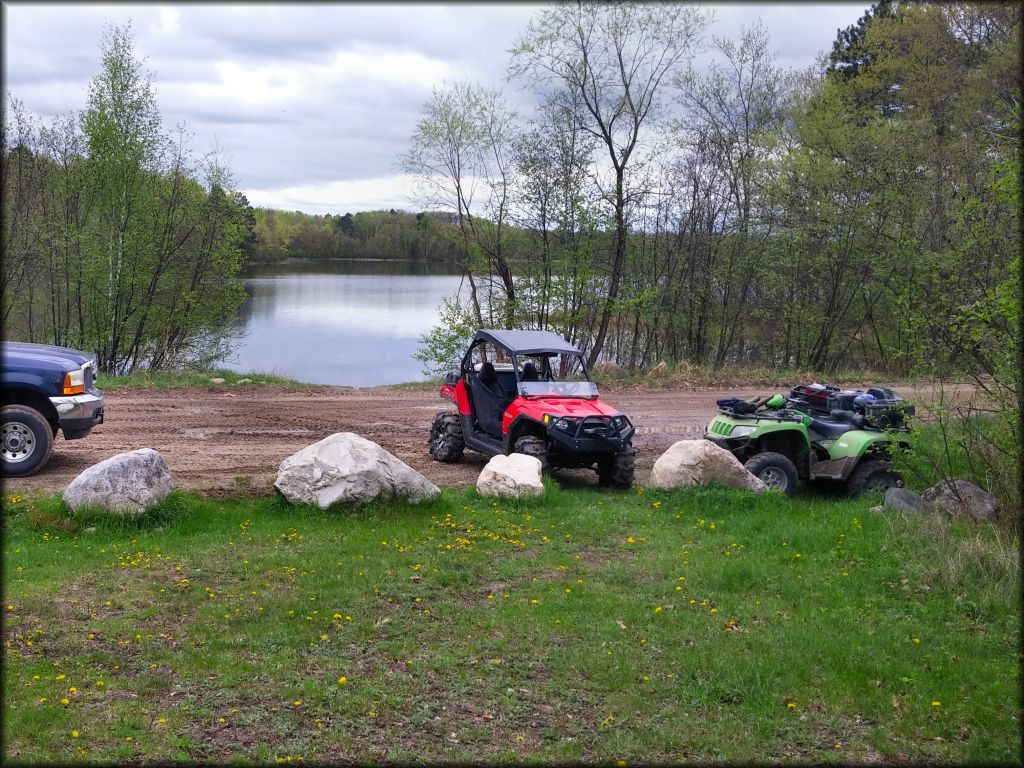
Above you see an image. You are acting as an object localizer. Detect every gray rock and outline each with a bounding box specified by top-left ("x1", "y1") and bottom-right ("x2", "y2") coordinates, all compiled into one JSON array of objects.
[
  {"x1": 64, "y1": 449, "x2": 174, "y2": 515},
  {"x1": 209, "y1": 377, "x2": 226, "y2": 385},
  {"x1": 922, "y1": 478, "x2": 999, "y2": 522},
  {"x1": 650, "y1": 439, "x2": 766, "y2": 492},
  {"x1": 477, "y1": 453, "x2": 544, "y2": 498},
  {"x1": 275, "y1": 432, "x2": 439, "y2": 508},
  {"x1": 883, "y1": 487, "x2": 931, "y2": 514}
]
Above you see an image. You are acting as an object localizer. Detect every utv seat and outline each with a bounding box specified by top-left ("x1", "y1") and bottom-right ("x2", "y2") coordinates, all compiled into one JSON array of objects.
[
  {"x1": 521, "y1": 362, "x2": 539, "y2": 381},
  {"x1": 469, "y1": 362, "x2": 513, "y2": 438}
]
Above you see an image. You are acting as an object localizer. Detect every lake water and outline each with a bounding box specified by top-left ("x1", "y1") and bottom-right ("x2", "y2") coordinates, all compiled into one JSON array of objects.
[{"x1": 219, "y1": 259, "x2": 463, "y2": 386}]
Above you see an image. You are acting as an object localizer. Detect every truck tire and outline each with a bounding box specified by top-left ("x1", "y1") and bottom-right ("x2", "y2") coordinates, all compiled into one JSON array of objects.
[
  {"x1": 1, "y1": 404, "x2": 54, "y2": 478},
  {"x1": 428, "y1": 412, "x2": 464, "y2": 463},
  {"x1": 513, "y1": 435, "x2": 548, "y2": 474},
  {"x1": 598, "y1": 443, "x2": 635, "y2": 489},
  {"x1": 846, "y1": 459, "x2": 900, "y2": 497},
  {"x1": 744, "y1": 452, "x2": 798, "y2": 496}
]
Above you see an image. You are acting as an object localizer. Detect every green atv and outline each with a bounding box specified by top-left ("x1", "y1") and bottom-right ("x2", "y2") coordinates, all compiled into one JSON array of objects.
[{"x1": 704, "y1": 390, "x2": 913, "y2": 496}]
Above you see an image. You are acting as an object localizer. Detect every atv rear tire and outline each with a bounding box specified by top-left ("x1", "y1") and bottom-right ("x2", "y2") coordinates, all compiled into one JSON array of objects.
[
  {"x1": 744, "y1": 452, "x2": 798, "y2": 496},
  {"x1": 513, "y1": 435, "x2": 548, "y2": 474},
  {"x1": 429, "y1": 412, "x2": 464, "y2": 463},
  {"x1": 598, "y1": 443, "x2": 635, "y2": 489},
  {"x1": 846, "y1": 459, "x2": 900, "y2": 497}
]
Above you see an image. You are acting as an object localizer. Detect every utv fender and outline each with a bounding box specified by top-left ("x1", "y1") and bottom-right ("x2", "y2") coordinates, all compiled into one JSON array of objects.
[{"x1": 504, "y1": 415, "x2": 546, "y2": 454}]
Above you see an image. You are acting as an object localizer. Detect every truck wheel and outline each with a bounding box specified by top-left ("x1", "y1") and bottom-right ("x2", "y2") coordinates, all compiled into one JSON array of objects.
[
  {"x1": 428, "y1": 412, "x2": 464, "y2": 463},
  {"x1": 513, "y1": 435, "x2": 548, "y2": 474},
  {"x1": 846, "y1": 459, "x2": 900, "y2": 497},
  {"x1": 1, "y1": 405, "x2": 54, "y2": 478},
  {"x1": 598, "y1": 443, "x2": 635, "y2": 489},
  {"x1": 744, "y1": 452, "x2": 798, "y2": 496}
]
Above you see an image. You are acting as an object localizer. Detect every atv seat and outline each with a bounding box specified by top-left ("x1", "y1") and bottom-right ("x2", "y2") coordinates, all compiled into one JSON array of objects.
[
  {"x1": 808, "y1": 417, "x2": 856, "y2": 441},
  {"x1": 521, "y1": 361, "x2": 539, "y2": 381},
  {"x1": 469, "y1": 362, "x2": 514, "y2": 437}
]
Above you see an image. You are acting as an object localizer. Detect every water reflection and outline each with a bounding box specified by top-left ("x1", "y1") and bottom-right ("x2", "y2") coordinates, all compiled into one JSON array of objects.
[{"x1": 221, "y1": 259, "x2": 463, "y2": 386}]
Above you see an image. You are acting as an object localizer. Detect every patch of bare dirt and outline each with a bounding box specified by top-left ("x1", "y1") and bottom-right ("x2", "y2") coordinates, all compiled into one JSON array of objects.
[{"x1": 5, "y1": 382, "x2": 976, "y2": 496}]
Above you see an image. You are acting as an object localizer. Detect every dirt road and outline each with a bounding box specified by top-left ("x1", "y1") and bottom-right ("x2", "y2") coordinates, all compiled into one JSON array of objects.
[{"x1": 4, "y1": 382, "x2": 967, "y2": 496}]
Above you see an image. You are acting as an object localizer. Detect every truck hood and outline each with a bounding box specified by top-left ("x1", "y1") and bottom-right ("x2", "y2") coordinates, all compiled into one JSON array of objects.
[{"x1": 1, "y1": 341, "x2": 92, "y2": 373}]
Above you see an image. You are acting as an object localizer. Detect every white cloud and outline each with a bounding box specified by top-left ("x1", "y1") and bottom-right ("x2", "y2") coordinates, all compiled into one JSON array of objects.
[
  {"x1": 244, "y1": 174, "x2": 421, "y2": 215},
  {"x1": 3, "y1": 3, "x2": 865, "y2": 215}
]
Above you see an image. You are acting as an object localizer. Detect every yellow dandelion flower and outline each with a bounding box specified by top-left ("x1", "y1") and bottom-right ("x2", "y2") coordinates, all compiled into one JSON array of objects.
[
  {"x1": 61, "y1": 698, "x2": 70, "y2": 706},
  {"x1": 337, "y1": 676, "x2": 347, "y2": 685},
  {"x1": 71, "y1": 730, "x2": 79, "y2": 738},
  {"x1": 932, "y1": 701, "x2": 941, "y2": 707}
]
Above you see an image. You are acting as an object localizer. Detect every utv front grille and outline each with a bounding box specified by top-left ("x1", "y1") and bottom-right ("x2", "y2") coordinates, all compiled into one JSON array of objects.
[{"x1": 579, "y1": 417, "x2": 612, "y2": 437}]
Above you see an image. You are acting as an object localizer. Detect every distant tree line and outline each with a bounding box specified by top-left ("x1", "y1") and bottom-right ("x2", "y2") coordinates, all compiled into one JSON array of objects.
[
  {"x1": 2, "y1": 24, "x2": 248, "y2": 373},
  {"x1": 242, "y1": 208, "x2": 464, "y2": 265}
]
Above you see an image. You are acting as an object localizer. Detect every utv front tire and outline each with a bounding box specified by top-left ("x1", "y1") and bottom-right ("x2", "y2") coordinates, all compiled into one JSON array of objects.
[
  {"x1": 428, "y1": 412, "x2": 464, "y2": 463},
  {"x1": 1, "y1": 404, "x2": 54, "y2": 478},
  {"x1": 598, "y1": 443, "x2": 635, "y2": 489},
  {"x1": 744, "y1": 452, "x2": 798, "y2": 496},
  {"x1": 513, "y1": 435, "x2": 548, "y2": 474},
  {"x1": 846, "y1": 459, "x2": 900, "y2": 497}
]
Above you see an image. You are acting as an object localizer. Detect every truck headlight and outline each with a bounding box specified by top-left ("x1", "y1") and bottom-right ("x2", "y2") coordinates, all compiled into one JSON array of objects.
[
  {"x1": 63, "y1": 367, "x2": 85, "y2": 395},
  {"x1": 730, "y1": 425, "x2": 755, "y2": 438}
]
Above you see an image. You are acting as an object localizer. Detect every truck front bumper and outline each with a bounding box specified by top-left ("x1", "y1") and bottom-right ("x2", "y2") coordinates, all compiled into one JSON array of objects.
[{"x1": 50, "y1": 392, "x2": 105, "y2": 440}]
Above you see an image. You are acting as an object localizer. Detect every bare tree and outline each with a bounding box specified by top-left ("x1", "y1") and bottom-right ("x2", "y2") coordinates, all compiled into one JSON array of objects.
[
  {"x1": 510, "y1": 1, "x2": 710, "y2": 366},
  {"x1": 401, "y1": 82, "x2": 518, "y2": 325}
]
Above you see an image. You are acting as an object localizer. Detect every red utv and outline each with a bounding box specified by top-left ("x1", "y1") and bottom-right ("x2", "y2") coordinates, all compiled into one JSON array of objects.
[{"x1": 428, "y1": 329, "x2": 635, "y2": 489}]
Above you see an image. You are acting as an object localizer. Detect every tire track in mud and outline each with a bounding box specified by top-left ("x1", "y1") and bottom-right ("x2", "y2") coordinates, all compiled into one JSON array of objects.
[{"x1": 4, "y1": 382, "x2": 972, "y2": 495}]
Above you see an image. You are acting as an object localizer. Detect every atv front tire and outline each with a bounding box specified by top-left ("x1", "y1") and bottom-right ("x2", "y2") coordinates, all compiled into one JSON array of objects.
[
  {"x1": 429, "y1": 412, "x2": 464, "y2": 463},
  {"x1": 513, "y1": 435, "x2": 548, "y2": 473},
  {"x1": 598, "y1": 443, "x2": 635, "y2": 489},
  {"x1": 744, "y1": 452, "x2": 798, "y2": 496},
  {"x1": 846, "y1": 459, "x2": 900, "y2": 497}
]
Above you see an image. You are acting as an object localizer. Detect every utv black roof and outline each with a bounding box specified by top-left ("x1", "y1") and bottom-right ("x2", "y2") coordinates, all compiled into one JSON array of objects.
[{"x1": 474, "y1": 329, "x2": 582, "y2": 355}]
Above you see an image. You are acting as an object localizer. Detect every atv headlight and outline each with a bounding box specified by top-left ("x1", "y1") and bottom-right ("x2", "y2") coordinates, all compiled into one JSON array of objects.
[
  {"x1": 611, "y1": 415, "x2": 631, "y2": 431},
  {"x1": 552, "y1": 417, "x2": 575, "y2": 432},
  {"x1": 730, "y1": 425, "x2": 756, "y2": 438}
]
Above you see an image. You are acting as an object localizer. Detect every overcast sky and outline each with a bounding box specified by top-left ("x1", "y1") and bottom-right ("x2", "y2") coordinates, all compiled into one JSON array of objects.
[{"x1": 3, "y1": 2, "x2": 866, "y2": 215}]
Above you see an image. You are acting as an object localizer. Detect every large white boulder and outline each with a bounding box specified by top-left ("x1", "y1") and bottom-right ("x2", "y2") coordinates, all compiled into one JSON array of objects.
[
  {"x1": 275, "y1": 432, "x2": 439, "y2": 507},
  {"x1": 64, "y1": 448, "x2": 174, "y2": 514},
  {"x1": 477, "y1": 453, "x2": 544, "y2": 498},
  {"x1": 650, "y1": 440, "x2": 766, "y2": 492}
]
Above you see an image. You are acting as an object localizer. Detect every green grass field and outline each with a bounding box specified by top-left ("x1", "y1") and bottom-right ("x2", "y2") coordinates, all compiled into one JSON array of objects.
[{"x1": 2, "y1": 485, "x2": 1019, "y2": 764}]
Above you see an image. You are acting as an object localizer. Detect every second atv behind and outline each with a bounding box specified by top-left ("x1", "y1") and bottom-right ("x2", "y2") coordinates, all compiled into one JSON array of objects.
[{"x1": 429, "y1": 329, "x2": 636, "y2": 489}]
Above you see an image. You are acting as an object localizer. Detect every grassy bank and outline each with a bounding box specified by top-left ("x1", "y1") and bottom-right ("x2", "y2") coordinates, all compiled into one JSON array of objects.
[
  {"x1": 2, "y1": 486, "x2": 1018, "y2": 764},
  {"x1": 95, "y1": 369, "x2": 305, "y2": 390}
]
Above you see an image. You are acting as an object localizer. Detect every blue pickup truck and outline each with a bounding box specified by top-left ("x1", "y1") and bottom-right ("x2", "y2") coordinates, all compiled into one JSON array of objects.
[{"x1": 1, "y1": 341, "x2": 105, "y2": 477}]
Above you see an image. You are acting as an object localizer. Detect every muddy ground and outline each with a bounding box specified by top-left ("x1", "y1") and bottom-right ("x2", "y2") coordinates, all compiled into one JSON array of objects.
[{"x1": 4, "y1": 381, "x2": 971, "y2": 496}]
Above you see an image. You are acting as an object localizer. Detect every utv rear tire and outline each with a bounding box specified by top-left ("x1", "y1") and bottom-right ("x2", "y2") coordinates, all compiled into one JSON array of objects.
[
  {"x1": 598, "y1": 443, "x2": 635, "y2": 490},
  {"x1": 846, "y1": 459, "x2": 900, "y2": 497},
  {"x1": 513, "y1": 435, "x2": 548, "y2": 474},
  {"x1": 1, "y1": 405, "x2": 54, "y2": 478},
  {"x1": 744, "y1": 452, "x2": 798, "y2": 496},
  {"x1": 428, "y1": 413, "x2": 464, "y2": 463}
]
